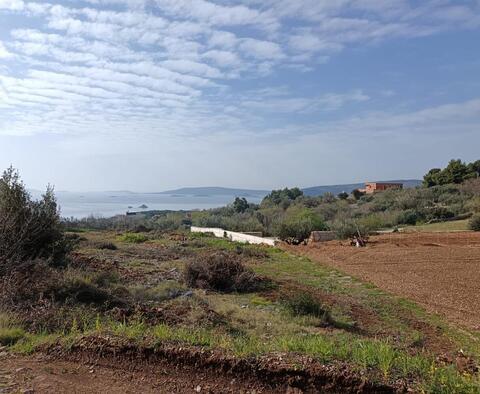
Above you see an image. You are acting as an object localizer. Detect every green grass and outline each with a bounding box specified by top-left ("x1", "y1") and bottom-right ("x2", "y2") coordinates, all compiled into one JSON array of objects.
[
  {"x1": 78, "y1": 318, "x2": 479, "y2": 393},
  {"x1": 402, "y1": 219, "x2": 470, "y2": 232},
  {"x1": 0, "y1": 327, "x2": 25, "y2": 346},
  {"x1": 118, "y1": 233, "x2": 149, "y2": 243}
]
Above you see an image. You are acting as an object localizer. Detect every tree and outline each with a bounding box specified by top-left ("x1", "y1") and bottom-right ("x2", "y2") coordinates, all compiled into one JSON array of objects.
[
  {"x1": 232, "y1": 197, "x2": 249, "y2": 213},
  {"x1": 423, "y1": 168, "x2": 442, "y2": 187},
  {"x1": 337, "y1": 192, "x2": 349, "y2": 200},
  {"x1": 467, "y1": 160, "x2": 480, "y2": 178},
  {"x1": 262, "y1": 187, "x2": 304, "y2": 206},
  {"x1": 443, "y1": 159, "x2": 468, "y2": 184},
  {"x1": 0, "y1": 167, "x2": 70, "y2": 273},
  {"x1": 423, "y1": 159, "x2": 479, "y2": 187}
]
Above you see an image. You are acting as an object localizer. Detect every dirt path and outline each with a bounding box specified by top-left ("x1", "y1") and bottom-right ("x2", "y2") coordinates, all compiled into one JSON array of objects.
[
  {"x1": 0, "y1": 351, "x2": 271, "y2": 394},
  {"x1": 288, "y1": 232, "x2": 480, "y2": 331}
]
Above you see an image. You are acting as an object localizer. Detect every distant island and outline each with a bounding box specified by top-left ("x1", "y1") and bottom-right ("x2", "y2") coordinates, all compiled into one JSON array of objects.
[{"x1": 155, "y1": 180, "x2": 422, "y2": 198}]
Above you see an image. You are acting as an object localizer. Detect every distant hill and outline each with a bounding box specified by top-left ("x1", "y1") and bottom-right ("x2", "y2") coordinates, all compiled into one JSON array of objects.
[
  {"x1": 156, "y1": 187, "x2": 269, "y2": 197},
  {"x1": 156, "y1": 180, "x2": 422, "y2": 199},
  {"x1": 302, "y1": 179, "x2": 422, "y2": 197}
]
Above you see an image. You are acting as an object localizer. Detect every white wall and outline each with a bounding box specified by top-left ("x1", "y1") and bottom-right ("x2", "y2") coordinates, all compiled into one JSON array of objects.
[{"x1": 190, "y1": 226, "x2": 277, "y2": 246}]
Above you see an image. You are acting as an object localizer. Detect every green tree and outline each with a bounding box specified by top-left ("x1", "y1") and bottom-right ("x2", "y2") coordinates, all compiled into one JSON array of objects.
[
  {"x1": 262, "y1": 187, "x2": 304, "y2": 206},
  {"x1": 423, "y1": 168, "x2": 442, "y2": 187},
  {"x1": 337, "y1": 192, "x2": 349, "y2": 200},
  {"x1": 443, "y1": 159, "x2": 469, "y2": 184},
  {"x1": 467, "y1": 160, "x2": 480, "y2": 178},
  {"x1": 0, "y1": 167, "x2": 70, "y2": 273},
  {"x1": 232, "y1": 197, "x2": 249, "y2": 213}
]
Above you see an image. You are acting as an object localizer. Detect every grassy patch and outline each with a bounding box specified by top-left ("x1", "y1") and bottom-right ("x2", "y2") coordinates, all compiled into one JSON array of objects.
[
  {"x1": 119, "y1": 233, "x2": 149, "y2": 243},
  {"x1": 402, "y1": 219, "x2": 470, "y2": 232}
]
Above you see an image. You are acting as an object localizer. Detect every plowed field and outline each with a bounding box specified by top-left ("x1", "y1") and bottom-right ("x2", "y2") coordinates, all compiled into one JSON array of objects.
[{"x1": 290, "y1": 232, "x2": 480, "y2": 330}]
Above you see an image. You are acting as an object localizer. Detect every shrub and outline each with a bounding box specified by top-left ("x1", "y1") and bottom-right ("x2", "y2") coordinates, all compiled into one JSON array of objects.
[
  {"x1": 184, "y1": 252, "x2": 261, "y2": 293},
  {"x1": 469, "y1": 214, "x2": 480, "y2": 231},
  {"x1": 278, "y1": 207, "x2": 327, "y2": 244},
  {"x1": 0, "y1": 167, "x2": 71, "y2": 274},
  {"x1": 397, "y1": 210, "x2": 420, "y2": 225},
  {"x1": 282, "y1": 293, "x2": 332, "y2": 325}
]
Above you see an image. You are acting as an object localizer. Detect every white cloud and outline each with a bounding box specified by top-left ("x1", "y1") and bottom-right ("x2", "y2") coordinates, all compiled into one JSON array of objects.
[
  {"x1": 0, "y1": 41, "x2": 13, "y2": 58},
  {"x1": 239, "y1": 38, "x2": 284, "y2": 60},
  {"x1": 0, "y1": 0, "x2": 479, "y2": 143},
  {"x1": 0, "y1": 0, "x2": 24, "y2": 11}
]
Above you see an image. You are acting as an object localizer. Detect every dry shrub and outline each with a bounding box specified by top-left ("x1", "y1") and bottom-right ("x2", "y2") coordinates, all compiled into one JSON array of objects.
[
  {"x1": 0, "y1": 261, "x2": 128, "y2": 331},
  {"x1": 184, "y1": 252, "x2": 261, "y2": 293}
]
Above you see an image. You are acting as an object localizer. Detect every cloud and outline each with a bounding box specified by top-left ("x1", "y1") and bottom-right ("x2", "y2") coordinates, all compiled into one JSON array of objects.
[
  {"x1": 0, "y1": 0, "x2": 479, "y2": 144},
  {"x1": 0, "y1": 0, "x2": 24, "y2": 11},
  {"x1": 0, "y1": 41, "x2": 13, "y2": 58}
]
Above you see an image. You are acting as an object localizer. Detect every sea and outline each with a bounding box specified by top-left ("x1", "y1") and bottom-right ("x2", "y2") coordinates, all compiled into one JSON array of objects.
[{"x1": 30, "y1": 191, "x2": 264, "y2": 219}]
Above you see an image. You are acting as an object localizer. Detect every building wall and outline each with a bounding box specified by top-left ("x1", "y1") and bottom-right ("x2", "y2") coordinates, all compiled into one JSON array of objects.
[
  {"x1": 190, "y1": 226, "x2": 277, "y2": 246},
  {"x1": 365, "y1": 182, "x2": 403, "y2": 194}
]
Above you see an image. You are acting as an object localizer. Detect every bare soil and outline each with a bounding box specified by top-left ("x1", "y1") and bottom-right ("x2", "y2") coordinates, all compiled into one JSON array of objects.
[
  {"x1": 288, "y1": 232, "x2": 480, "y2": 331},
  {"x1": 0, "y1": 336, "x2": 396, "y2": 394}
]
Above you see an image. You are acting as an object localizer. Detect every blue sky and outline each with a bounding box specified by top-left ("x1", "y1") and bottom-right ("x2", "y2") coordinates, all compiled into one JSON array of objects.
[{"x1": 0, "y1": 0, "x2": 479, "y2": 191}]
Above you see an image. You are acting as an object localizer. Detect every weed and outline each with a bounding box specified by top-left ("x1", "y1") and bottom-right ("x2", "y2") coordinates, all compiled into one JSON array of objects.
[
  {"x1": 282, "y1": 293, "x2": 332, "y2": 326},
  {"x1": 0, "y1": 327, "x2": 25, "y2": 345}
]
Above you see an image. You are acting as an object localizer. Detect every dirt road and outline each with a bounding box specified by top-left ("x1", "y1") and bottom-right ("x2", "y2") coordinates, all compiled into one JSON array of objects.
[
  {"x1": 0, "y1": 351, "x2": 270, "y2": 394},
  {"x1": 289, "y1": 232, "x2": 480, "y2": 330}
]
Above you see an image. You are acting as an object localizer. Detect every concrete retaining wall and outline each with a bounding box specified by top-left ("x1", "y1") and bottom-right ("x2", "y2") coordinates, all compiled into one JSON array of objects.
[
  {"x1": 190, "y1": 226, "x2": 277, "y2": 246},
  {"x1": 309, "y1": 231, "x2": 336, "y2": 243}
]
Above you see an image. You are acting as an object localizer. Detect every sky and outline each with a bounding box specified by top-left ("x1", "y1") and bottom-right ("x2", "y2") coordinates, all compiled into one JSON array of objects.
[{"x1": 0, "y1": 0, "x2": 479, "y2": 192}]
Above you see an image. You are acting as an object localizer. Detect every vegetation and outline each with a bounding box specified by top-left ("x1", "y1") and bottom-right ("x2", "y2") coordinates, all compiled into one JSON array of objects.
[
  {"x1": 0, "y1": 166, "x2": 72, "y2": 274},
  {"x1": 423, "y1": 159, "x2": 480, "y2": 187},
  {"x1": 469, "y1": 214, "x2": 480, "y2": 232},
  {"x1": 184, "y1": 251, "x2": 262, "y2": 292}
]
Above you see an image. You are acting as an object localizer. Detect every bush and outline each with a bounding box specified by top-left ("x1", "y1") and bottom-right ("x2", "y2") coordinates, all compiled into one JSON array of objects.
[
  {"x1": 282, "y1": 293, "x2": 332, "y2": 325},
  {"x1": 469, "y1": 215, "x2": 480, "y2": 231},
  {"x1": 184, "y1": 252, "x2": 261, "y2": 293},
  {"x1": 0, "y1": 167, "x2": 71, "y2": 274},
  {"x1": 278, "y1": 207, "x2": 327, "y2": 244},
  {"x1": 397, "y1": 210, "x2": 420, "y2": 226}
]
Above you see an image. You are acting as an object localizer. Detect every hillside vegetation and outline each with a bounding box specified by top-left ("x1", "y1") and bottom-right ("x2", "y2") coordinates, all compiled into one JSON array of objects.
[{"x1": 68, "y1": 159, "x2": 480, "y2": 243}]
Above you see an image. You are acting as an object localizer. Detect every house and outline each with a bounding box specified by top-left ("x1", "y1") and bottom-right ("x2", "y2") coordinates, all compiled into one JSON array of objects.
[{"x1": 360, "y1": 182, "x2": 403, "y2": 194}]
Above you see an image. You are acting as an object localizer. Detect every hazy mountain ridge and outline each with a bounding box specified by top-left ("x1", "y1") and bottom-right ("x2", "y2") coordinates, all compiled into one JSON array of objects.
[
  {"x1": 28, "y1": 180, "x2": 422, "y2": 200},
  {"x1": 158, "y1": 180, "x2": 422, "y2": 198}
]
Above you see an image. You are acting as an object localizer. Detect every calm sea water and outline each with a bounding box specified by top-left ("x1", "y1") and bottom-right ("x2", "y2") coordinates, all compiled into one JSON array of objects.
[{"x1": 31, "y1": 191, "x2": 263, "y2": 219}]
